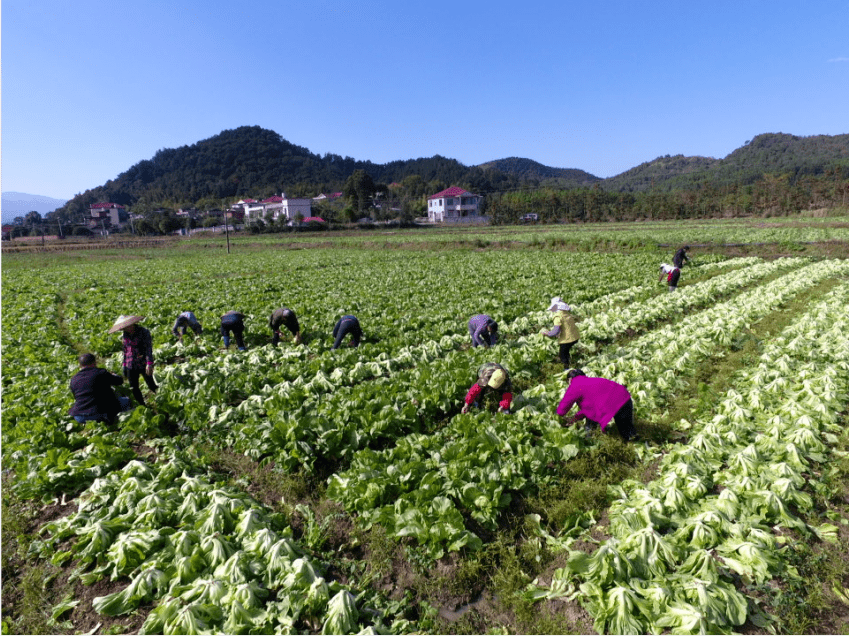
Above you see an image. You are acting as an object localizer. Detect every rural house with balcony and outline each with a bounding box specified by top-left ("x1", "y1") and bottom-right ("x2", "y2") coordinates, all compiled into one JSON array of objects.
[
  {"x1": 427, "y1": 187, "x2": 484, "y2": 223},
  {"x1": 89, "y1": 202, "x2": 125, "y2": 229}
]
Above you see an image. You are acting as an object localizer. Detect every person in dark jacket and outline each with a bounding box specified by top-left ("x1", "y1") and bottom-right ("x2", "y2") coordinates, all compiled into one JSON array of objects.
[
  {"x1": 332, "y1": 315, "x2": 362, "y2": 349},
  {"x1": 68, "y1": 353, "x2": 131, "y2": 424},
  {"x1": 172, "y1": 311, "x2": 203, "y2": 341},
  {"x1": 220, "y1": 311, "x2": 247, "y2": 350},
  {"x1": 461, "y1": 362, "x2": 513, "y2": 414},
  {"x1": 269, "y1": 307, "x2": 301, "y2": 345},
  {"x1": 673, "y1": 246, "x2": 691, "y2": 268},
  {"x1": 109, "y1": 315, "x2": 157, "y2": 405},
  {"x1": 468, "y1": 314, "x2": 498, "y2": 348},
  {"x1": 557, "y1": 369, "x2": 637, "y2": 442}
]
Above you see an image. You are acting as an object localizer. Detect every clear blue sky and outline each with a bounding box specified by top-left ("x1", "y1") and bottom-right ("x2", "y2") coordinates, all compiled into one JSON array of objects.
[{"x1": 3, "y1": 0, "x2": 848, "y2": 200}]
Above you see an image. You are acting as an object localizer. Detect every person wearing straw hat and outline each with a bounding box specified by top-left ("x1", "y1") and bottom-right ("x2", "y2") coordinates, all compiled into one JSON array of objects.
[
  {"x1": 543, "y1": 297, "x2": 580, "y2": 369},
  {"x1": 220, "y1": 310, "x2": 247, "y2": 350},
  {"x1": 108, "y1": 315, "x2": 157, "y2": 406},
  {"x1": 659, "y1": 263, "x2": 681, "y2": 292},
  {"x1": 557, "y1": 369, "x2": 638, "y2": 442},
  {"x1": 332, "y1": 314, "x2": 362, "y2": 349},
  {"x1": 172, "y1": 311, "x2": 203, "y2": 341},
  {"x1": 468, "y1": 314, "x2": 498, "y2": 348},
  {"x1": 461, "y1": 362, "x2": 513, "y2": 414},
  {"x1": 269, "y1": 307, "x2": 301, "y2": 345}
]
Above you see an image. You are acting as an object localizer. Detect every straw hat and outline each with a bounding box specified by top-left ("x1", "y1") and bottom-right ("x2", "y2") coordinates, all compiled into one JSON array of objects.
[
  {"x1": 487, "y1": 369, "x2": 507, "y2": 389},
  {"x1": 108, "y1": 315, "x2": 144, "y2": 334}
]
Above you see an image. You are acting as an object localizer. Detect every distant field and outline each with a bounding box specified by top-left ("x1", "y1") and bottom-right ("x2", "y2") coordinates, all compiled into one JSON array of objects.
[{"x1": 2, "y1": 217, "x2": 848, "y2": 635}]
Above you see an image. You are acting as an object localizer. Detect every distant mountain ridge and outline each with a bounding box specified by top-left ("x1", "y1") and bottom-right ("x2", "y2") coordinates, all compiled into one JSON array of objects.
[
  {"x1": 601, "y1": 132, "x2": 849, "y2": 192},
  {"x1": 50, "y1": 128, "x2": 849, "y2": 218},
  {"x1": 477, "y1": 157, "x2": 600, "y2": 187},
  {"x1": 1, "y1": 192, "x2": 68, "y2": 223}
]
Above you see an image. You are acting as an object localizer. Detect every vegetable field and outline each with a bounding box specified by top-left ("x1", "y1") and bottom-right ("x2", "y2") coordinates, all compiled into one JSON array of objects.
[{"x1": 3, "y1": 221, "x2": 849, "y2": 634}]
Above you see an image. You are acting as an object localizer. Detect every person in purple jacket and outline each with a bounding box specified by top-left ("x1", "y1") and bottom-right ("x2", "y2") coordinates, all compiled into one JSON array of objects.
[
  {"x1": 468, "y1": 314, "x2": 498, "y2": 348},
  {"x1": 556, "y1": 369, "x2": 638, "y2": 442}
]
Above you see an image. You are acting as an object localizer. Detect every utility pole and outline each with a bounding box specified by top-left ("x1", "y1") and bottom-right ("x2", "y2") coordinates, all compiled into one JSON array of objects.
[{"x1": 224, "y1": 210, "x2": 231, "y2": 254}]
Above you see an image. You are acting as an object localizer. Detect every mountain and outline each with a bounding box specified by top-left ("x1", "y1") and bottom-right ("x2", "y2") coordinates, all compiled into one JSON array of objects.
[
  {"x1": 55, "y1": 126, "x2": 513, "y2": 218},
  {"x1": 53, "y1": 128, "x2": 849, "y2": 219},
  {"x1": 601, "y1": 132, "x2": 849, "y2": 192},
  {"x1": 1, "y1": 192, "x2": 68, "y2": 223},
  {"x1": 477, "y1": 157, "x2": 600, "y2": 187}
]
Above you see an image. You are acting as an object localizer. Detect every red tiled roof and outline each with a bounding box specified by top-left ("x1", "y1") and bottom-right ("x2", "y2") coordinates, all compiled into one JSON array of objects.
[
  {"x1": 428, "y1": 186, "x2": 474, "y2": 200},
  {"x1": 262, "y1": 196, "x2": 283, "y2": 203},
  {"x1": 90, "y1": 202, "x2": 125, "y2": 209},
  {"x1": 303, "y1": 217, "x2": 325, "y2": 223}
]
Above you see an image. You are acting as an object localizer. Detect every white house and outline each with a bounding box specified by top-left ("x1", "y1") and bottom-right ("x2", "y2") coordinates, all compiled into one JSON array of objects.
[
  {"x1": 238, "y1": 195, "x2": 312, "y2": 222},
  {"x1": 427, "y1": 187, "x2": 483, "y2": 223},
  {"x1": 89, "y1": 202, "x2": 124, "y2": 228}
]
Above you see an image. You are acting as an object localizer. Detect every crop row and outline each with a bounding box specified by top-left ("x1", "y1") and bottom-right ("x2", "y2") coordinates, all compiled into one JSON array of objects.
[
  {"x1": 529, "y1": 280, "x2": 849, "y2": 634},
  {"x1": 326, "y1": 260, "x2": 844, "y2": 557}
]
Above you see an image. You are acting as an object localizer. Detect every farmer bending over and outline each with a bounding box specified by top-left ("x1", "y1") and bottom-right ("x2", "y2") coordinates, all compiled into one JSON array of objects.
[
  {"x1": 220, "y1": 310, "x2": 247, "y2": 350},
  {"x1": 557, "y1": 369, "x2": 638, "y2": 442},
  {"x1": 462, "y1": 362, "x2": 513, "y2": 414},
  {"x1": 172, "y1": 311, "x2": 203, "y2": 341},
  {"x1": 270, "y1": 307, "x2": 301, "y2": 345},
  {"x1": 659, "y1": 263, "x2": 681, "y2": 292},
  {"x1": 332, "y1": 314, "x2": 362, "y2": 349},
  {"x1": 468, "y1": 314, "x2": 498, "y2": 348}
]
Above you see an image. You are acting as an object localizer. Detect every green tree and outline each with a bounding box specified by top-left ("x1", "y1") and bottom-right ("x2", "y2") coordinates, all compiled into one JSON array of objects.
[
  {"x1": 343, "y1": 169, "x2": 376, "y2": 214},
  {"x1": 24, "y1": 210, "x2": 43, "y2": 228}
]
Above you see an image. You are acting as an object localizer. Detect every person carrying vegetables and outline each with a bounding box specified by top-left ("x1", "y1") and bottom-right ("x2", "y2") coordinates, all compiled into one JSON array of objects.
[
  {"x1": 468, "y1": 314, "x2": 498, "y2": 348},
  {"x1": 108, "y1": 315, "x2": 157, "y2": 406},
  {"x1": 542, "y1": 297, "x2": 579, "y2": 369},
  {"x1": 332, "y1": 314, "x2": 362, "y2": 349},
  {"x1": 269, "y1": 307, "x2": 301, "y2": 345},
  {"x1": 659, "y1": 263, "x2": 681, "y2": 292},
  {"x1": 220, "y1": 310, "x2": 247, "y2": 350},
  {"x1": 461, "y1": 362, "x2": 513, "y2": 414},
  {"x1": 557, "y1": 369, "x2": 637, "y2": 442},
  {"x1": 68, "y1": 353, "x2": 132, "y2": 424},
  {"x1": 171, "y1": 311, "x2": 203, "y2": 341}
]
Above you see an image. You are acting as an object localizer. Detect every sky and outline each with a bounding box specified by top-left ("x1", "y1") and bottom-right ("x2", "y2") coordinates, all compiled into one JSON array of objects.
[{"x1": 2, "y1": 0, "x2": 848, "y2": 201}]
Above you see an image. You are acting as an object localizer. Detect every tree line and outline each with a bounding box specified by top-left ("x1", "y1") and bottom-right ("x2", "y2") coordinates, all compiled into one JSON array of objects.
[{"x1": 485, "y1": 167, "x2": 849, "y2": 224}]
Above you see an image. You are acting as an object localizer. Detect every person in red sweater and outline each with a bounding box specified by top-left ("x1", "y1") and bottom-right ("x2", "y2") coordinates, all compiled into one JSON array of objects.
[
  {"x1": 461, "y1": 362, "x2": 513, "y2": 414},
  {"x1": 557, "y1": 369, "x2": 638, "y2": 441}
]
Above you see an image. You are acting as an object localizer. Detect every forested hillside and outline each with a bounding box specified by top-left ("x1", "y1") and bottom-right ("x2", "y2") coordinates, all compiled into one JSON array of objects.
[
  {"x1": 477, "y1": 157, "x2": 601, "y2": 188},
  {"x1": 602, "y1": 133, "x2": 849, "y2": 192},
  {"x1": 51, "y1": 127, "x2": 849, "y2": 225},
  {"x1": 56, "y1": 126, "x2": 521, "y2": 221}
]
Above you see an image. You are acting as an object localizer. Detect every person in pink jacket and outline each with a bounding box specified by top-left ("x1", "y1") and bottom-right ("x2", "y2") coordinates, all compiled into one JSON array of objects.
[{"x1": 557, "y1": 369, "x2": 638, "y2": 442}]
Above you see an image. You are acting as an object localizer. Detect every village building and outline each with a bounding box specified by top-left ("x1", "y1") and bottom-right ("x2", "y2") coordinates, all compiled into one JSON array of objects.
[
  {"x1": 89, "y1": 202, "x2": 125, "y2": 229},
  {"x1": 426, "y1": 187, "x2": 484, "y2": 223},
  {"x1": 237, "y1": 194, "x2": 312, "y2": 222}
]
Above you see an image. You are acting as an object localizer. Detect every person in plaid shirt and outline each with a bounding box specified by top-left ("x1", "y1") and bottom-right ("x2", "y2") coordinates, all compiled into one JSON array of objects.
[{"x1": 109, "y1": 315, "x2": 157, "y2": 405}]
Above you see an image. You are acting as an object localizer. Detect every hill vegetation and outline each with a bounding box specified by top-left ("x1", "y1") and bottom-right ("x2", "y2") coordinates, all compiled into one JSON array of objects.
[
  {"x1": 603, "y1": 133, "x2": 849, "y2": 192},
  {"x1": 45, "y1": 127, "x2": 849, "y2": 229},
  {"x1": 477, "y1": 157, "x2": 601, "y2": 188}
]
